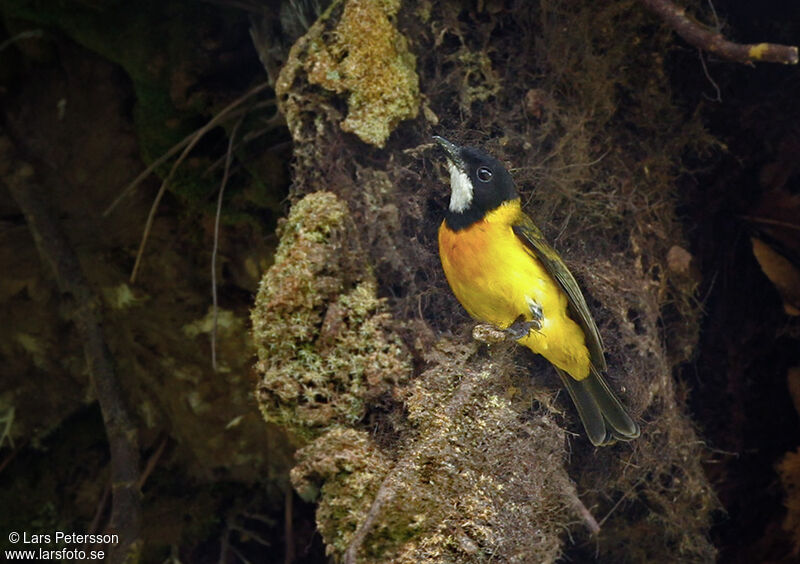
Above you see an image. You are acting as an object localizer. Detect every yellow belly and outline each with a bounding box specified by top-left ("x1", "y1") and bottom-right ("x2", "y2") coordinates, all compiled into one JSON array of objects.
[{"x1": 438, "y1": 212, "x2": 591, "y2": 380}]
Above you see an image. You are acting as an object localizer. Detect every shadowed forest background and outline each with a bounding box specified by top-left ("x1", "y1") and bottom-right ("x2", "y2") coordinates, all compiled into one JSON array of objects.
[{"x1": 1, "y1": 0, "x2": 800, "y2": 562}]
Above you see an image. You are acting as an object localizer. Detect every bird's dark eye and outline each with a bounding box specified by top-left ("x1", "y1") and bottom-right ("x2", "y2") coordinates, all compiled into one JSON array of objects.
[{"x1": 477, "y1": 166, "x2": 493, "y2": 182}]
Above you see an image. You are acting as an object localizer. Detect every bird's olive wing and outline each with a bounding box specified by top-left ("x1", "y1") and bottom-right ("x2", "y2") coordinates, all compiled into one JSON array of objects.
[{"x1": 512, "y1": 217, "x2": 607, "y2": 371}]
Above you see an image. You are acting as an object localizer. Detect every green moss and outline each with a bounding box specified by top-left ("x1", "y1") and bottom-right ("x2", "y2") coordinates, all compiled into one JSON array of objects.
[
  {"x1": 290, "y1": 428, "x2": 391, "y2": 554},
  {"x1": 278, "y1": 0, "x2": 420, "y2": 147},
  {"x1": 251, "y1": 192, "x2": 412, "y2": 439},
  {"x1": 455, "y1": 50, "x2": 500, "y2": 110},
  {"x1": 367, "y1": 344, "x2": 567, "y2": 563},
  {"x1": 286, "y1": 341, "x2": 571, "y2": 563}
]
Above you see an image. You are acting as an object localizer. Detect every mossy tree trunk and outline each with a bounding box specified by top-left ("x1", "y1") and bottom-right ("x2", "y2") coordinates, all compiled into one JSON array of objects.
[{"x1": 251, "y1": 1, "x2": 719, "y2": 561}]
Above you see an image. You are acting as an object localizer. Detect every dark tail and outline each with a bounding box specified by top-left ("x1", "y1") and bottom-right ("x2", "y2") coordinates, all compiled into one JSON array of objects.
[{"x1": 555, "y1": 366, "x2": 640, "y2": 446}]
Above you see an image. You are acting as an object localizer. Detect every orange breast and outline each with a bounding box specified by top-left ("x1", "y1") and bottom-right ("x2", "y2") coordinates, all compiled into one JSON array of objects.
[
  {"x1": 438, "y1": 213, "x2": 591, "y2": 380},
  {"x1": 438, "y1": 219, "x2": 522, "y2": 326}
]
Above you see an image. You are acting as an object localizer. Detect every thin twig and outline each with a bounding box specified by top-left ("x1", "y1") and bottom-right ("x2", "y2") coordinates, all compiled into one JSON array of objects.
[
  {"x1": 218, "y1": 520, "x2": 231, "y2": 564},
  {"x1": 229, "y1": 522, "x2": 272, "y2": 547},
  {"x1": 740, "y1": 214, "x2": 800, "y2": 232},
  {"x1": 137, "y1": 434, "x2": 169, "y2": 489},
  {"x1": 0, "y1": 406, "x2": 14, "y2": 448},
  {"x1": 82, "y1": 480, "x2": 113, "y2": 557},
  {"x1": 83, "y1": 435, "x2": 167, "y2": 555},
  {"x1": 641, "y1": 0, "x2": 799, "y2": 64},
  {"x1": 127, "y1": 82, "x2": 271, "y2": 283},
  {"x1": 211, "y1": 118, "x2": 242, "y2": 371},
  {"x1": 229, "y1": 544, "x2": 254, "y2": 564},
  {"x1": 103, "y1": 85, "x2": 274, "y2": 217},
  {"x1": 205, "y1": 112, "x2": 286, "y2": 174},
  {"x1": 284, "y1": 487, "x2": 295, "y2": 564},
  {"x1": 88, "y1": 481, "x2": 111, "y2": 537},
  {"x1": 597, "y1": 478, "x2": 645, "y2": 529},
  {"x1": 706, "y1": 0, "x2": 720, "y2": 31},
  {"x1": 103, "y1": 130, "x2": 196, "y2": 217},
  {"x1": 0, "y1": 29, "x2": 43, "y2": 53},
  {"x1": 698, "y1": 50, "x2": 722, "y2": 103}
]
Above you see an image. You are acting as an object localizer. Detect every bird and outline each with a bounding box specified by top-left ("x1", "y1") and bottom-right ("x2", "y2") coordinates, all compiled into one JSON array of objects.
[{"x1": 433, "y1": 135, "x2": 640, "y2": 446}]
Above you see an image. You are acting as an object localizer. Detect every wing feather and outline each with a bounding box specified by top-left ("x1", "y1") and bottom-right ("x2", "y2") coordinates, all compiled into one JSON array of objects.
[{"x1": 511, "y1": 215, "x2": 606, "y2": 371}]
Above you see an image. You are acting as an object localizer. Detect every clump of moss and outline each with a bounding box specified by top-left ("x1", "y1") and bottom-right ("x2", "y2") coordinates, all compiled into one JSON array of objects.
[
  {"x1": 410, "y1": 1, "x2": 719, "y2": 560},
  {"x1": 277, "y1": 0, "x2": 420, "y2": 147},
  {"x1": 378, "y1": 343, "x2": 568, "y2": 563},
  {"x1": 454, "y1": 49, "x2": 501, "y2": 110},
  {"x1": 291, "y1": 427, "x2": 392, "y2": 555},
  {"x1": 291, "y1": 340, "x2": 572, "y2": 563},
  {"x1": 251, "y1": 191, "x2": 412, "y2": 438}
]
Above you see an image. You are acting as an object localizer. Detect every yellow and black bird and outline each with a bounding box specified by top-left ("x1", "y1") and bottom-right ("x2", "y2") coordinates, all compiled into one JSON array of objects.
[{"x1": 434, "y1": 136, "x2": 640, "y2": 446}]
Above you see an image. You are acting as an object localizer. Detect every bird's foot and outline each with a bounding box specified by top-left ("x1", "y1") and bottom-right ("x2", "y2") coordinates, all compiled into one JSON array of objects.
[
  {"x1": 503, "y1": 298, "x2": 545, "y2": 340},
  {"x1": 505, "y1": 315, "x2": 541, "y2": 340},
  {"x1": 472, "y1": 301, "x2": 544, "y2": 344}
]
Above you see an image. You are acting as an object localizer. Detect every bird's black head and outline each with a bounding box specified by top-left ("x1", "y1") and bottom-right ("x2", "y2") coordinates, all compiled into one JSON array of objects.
[{"x1": 433, "y1": 136, "x2": 519, "y2": 231}]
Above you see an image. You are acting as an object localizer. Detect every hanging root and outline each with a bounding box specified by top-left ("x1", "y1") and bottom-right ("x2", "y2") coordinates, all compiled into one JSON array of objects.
[
  {"x1": 103, "y1": 82, "x2": 272, "y2": 283},
  {"x1": 211, "y1": 117, "x2": 243, "y2": 371}
]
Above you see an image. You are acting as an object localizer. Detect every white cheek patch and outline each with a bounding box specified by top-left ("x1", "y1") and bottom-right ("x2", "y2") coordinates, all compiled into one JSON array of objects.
[{"x1": 447, "y1": 162, "x2": 473, "y2": 213}]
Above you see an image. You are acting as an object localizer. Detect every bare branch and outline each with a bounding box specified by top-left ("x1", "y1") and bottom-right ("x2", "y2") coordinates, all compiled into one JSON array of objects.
[
  {"x1": 0, "y1": 134, "x2": 142, "y2": 563},
  {"x1": 641, "y1": 0, "x2": 799, "y2": 64}
]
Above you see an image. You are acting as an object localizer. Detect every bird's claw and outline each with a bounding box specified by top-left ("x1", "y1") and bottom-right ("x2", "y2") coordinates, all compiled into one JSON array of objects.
[
  {"x1": 473, "y1": 299, "x2": 544, "y2": 343},
  {"x1": 504, "y1": 299, "x2": 545, "y2": 340},
  {"x1": 505, "y1": 316, "x2": 540, "y2": 340}
]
